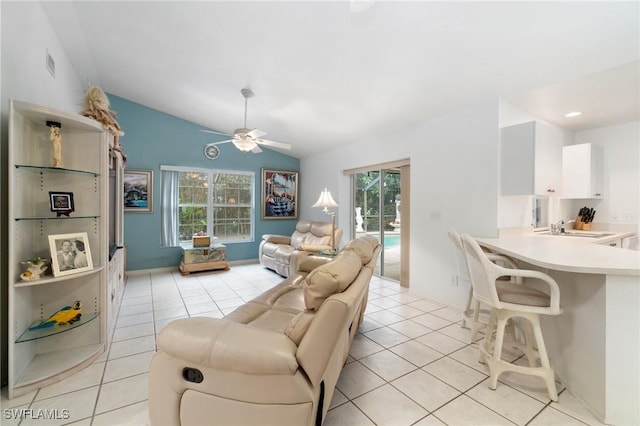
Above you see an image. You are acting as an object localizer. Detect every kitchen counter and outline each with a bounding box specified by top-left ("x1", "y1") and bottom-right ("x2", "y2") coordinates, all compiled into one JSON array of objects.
[
  {"x1": 477, "y1": 235, "x2": 640, "y2": 275},
  {"x1": 474, "y1": 234, "x2": 639, "y2": 425}
]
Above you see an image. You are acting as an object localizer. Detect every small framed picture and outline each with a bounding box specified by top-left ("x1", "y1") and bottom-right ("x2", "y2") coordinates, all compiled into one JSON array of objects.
[
  {"x1": 124, "y1": 169, "x2": 153, "y2": 213},
  {"x1": 48, "y1": 232, "x2": 93, "y2": 277},
  {"x1": 261, "y1": 168, "x2": 298, "y2": 220},
  {"x1": 49, "y1": 191, "x2": 75, "y2": 215}
]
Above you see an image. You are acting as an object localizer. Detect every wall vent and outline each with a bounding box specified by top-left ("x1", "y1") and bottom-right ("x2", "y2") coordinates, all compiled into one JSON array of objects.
[{"x1": 46, "y1": 50, "x2": 55, "y2": 78}]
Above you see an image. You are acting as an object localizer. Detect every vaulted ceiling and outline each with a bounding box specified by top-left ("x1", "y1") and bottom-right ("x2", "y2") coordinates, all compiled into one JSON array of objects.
[{"x1": 42, "y1": 1, "x2": 639, "y2": 158}]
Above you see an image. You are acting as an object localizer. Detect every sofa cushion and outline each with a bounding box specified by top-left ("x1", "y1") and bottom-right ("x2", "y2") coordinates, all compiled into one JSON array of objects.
[
  {"x1": 247, "y1": 309, "x2": 298, "y2": 334},
  {"x1": 301, "y1": 234, "x2": 332, "y2": 247},
  {"x1": 304, "y1": 251, "x2": 362, "y2": 310},
  {"x1": 290, "y1": 221, "x2": 334, "y2": 249},
  {"x1": 309, "y1": 222, "x2": 333, "y2": 238},
  {"x1": 344, "y1": 235, "x2": 379, "y2": 264},
  {"x1": 284, "y1": 311, "x2": 315, "y2": 345},
  {"x1": 290, "y1": 221, "x2": 313, "y2": 249},
  {"x1": 272, "y1": 287, "x2": 307, "y2": 313},
  {"x1": 296, "y1": 220, "x2": 313, "y2": 233}
]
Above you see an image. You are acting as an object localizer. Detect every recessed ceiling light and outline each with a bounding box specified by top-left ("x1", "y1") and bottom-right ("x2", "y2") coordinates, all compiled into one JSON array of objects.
[{"x1": 564, "y1": 111, "x2": 582, "y2": 118}]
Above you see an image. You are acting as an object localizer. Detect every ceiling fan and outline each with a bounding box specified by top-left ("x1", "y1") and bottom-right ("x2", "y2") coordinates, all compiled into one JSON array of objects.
[{"x1": 201, "y1": 88, "x2": 292, "y2": 153}]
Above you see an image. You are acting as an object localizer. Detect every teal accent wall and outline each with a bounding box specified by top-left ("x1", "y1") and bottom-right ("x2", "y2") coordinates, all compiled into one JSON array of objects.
[{"x1": 109, "y1": 95, "x2": 300, "y2": 271}]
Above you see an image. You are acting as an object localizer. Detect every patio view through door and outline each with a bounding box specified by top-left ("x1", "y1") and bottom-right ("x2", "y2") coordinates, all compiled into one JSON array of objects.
[{"x1": 350, "y1": 161, "x2": 409, "y2": 285}]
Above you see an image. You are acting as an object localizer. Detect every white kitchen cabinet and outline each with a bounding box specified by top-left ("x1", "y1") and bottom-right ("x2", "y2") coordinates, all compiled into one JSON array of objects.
[
  {"x1": 7, "y1": 100, "x2": 108, "y2": 398},
  {"x1": 562, "y1": 143, "x2": 603, "y2": 199},
  {"x1": 500, "y1": 121, "x2": 564, "y2": 196}
]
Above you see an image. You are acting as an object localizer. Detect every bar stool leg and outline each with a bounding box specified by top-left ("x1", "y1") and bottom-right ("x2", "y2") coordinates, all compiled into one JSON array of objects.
[
  {"x1": 461, "y1": 286, "x2": 474, "y2": 329},
  {"x1": 521, "y1": 319, "x2": 539, "y2": 368},
  {"x1": 488, "y1": 313, "x2": 509, "y2": 390},
  {"x1": 531, "y1": 315, "x2": 558, "y2": 401}
]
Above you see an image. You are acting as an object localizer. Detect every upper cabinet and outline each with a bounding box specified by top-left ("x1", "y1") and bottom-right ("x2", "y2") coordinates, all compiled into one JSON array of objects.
[
  {"x1": 500, "y1": 121, "x2": 563, "y2": 196},
  {"x1": 562, "y1": 143, "x2": 603, "y2": 199}
]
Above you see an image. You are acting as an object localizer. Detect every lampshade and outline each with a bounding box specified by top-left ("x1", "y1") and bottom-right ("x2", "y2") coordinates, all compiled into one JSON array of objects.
[{"x1": 311, "y1": 188, "x2": 338, "y2": 212}]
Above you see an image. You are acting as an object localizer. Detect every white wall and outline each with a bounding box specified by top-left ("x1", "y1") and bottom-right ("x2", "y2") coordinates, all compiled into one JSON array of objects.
[
  {"x1": 301, "y1": 100, "x2": 500, "y2": 307},
  {"x1": 571, "y1": 121, "x2": 640, "y2": 226},
  {"x1": 1, "y1": 2, "x2": 87, "y2": 113}
]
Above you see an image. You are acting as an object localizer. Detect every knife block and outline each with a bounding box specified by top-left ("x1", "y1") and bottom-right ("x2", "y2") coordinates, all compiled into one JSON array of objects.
[{"x1": 575, "y1": 216, "x2": 592, "y2": 230}]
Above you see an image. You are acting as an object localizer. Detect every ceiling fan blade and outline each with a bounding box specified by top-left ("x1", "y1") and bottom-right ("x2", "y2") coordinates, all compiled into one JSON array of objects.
[
  {"x1": 200, "y1": 129, "x2": 231, "y2": 137},
  {"x1": 251, "y1": 145, "x2": 263, "y2": 154},
  {"x1": 206, "y1": 139, "x2": 233, "y2": 146},
  {"x1": 256, "y1": 138, "x2": 292, "y2": 150},
  {"x1": 246, "y1": 128, "x2": 267, "y2": 139}
]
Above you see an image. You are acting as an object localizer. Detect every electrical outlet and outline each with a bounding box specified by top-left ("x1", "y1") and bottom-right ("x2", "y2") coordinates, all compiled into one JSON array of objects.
[
  {"x1": 450, "y1": 274, "x2": 458, "y2": 286},
  {"x1": 611, "y1": 213, "x2": 621, "y2": 223},
  {"x1": 622, "y1": 213, "x2": 637, "y2": 223},
  {"x1": 430, "y1": 210, "x2": 442, "y2": 221}
]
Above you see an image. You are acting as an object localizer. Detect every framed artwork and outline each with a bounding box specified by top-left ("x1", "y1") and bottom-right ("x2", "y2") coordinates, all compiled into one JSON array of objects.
[
  {"x1": 124, "y1": 169, "x2": 153, "y2": 213},
  {"x1": 48, "y1": 232, "x2": 93, "y2": 277},
  {"x1": 49, "y1": 191, "x2": 75, "y2": 216},
  {"x1": 261, "y1": 168, "x2": 298, "y2": 220}
]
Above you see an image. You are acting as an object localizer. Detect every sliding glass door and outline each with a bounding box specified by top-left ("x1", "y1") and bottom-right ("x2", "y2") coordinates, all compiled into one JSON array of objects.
[{"x1": 353, "y1": 168, "x2": 402, "y2": 281}]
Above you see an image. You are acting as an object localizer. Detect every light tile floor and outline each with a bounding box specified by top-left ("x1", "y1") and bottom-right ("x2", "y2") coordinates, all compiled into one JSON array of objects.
[{"x1": 2, "y1": 263, "x2": 606, "y2": 426}]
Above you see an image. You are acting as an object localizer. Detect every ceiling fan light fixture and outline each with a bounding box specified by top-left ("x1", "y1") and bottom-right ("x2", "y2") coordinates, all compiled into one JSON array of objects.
[{"x1": 233, "y1": 138, "x2": 257, "y2": 152}]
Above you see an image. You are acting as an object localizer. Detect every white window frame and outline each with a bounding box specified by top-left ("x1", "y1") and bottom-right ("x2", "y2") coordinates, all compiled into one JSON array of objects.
[{"x1": 160, "y1": 165, "x2": 255, "y2": 245}]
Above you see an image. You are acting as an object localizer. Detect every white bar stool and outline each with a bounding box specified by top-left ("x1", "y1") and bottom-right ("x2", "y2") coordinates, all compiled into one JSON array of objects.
[
  {"x1": 461, "y1": 233, "x2": 562, "y2": 401},
  {"x1": 448, "y1": 228, "x2": 520, "y2": 343}
]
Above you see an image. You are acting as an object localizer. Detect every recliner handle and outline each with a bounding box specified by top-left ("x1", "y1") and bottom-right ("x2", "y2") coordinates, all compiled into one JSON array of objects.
[{"x1": 182, "y1": 367, "x2": 204, "y2": 383}]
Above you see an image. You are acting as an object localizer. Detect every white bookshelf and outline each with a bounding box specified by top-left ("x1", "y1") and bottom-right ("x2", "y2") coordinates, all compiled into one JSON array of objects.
[{"x1": 7, "y1": 100, "x2": 109, "y2": 398}]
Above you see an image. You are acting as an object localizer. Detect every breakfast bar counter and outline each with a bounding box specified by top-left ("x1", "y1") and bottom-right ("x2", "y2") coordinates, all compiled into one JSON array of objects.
[{"x1": 476, "y1": 236, "x2": 639, "y2": 425}]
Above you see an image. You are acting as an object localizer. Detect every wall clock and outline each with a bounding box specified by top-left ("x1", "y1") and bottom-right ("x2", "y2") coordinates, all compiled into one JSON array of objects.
[{"x1": 204, "y1": 145, "x2": 220, "y2": 160}]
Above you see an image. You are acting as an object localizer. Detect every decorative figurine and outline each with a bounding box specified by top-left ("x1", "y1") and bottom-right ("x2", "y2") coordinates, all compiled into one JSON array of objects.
[
  {"x1": 80, "y1": 85, "x2": 127, "y2": 163},
  {"x1": 47, "y1": 121, "x2": 63, "y2": 168},
  {"x1": 19, "y1": 257, "x2": 50, "y2": 281},
  {"x1": 390, "y1": 195, "x2": 401, "y2": 230},
  {"x1": 355, "y1": 207, "x2": 364, "y2": 232},
  {"x1": 28, "y1": 300, "x2": 82, "y2": 330}
]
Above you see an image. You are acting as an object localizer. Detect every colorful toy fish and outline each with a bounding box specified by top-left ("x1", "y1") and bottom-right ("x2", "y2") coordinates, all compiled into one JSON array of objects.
[{"x1": 29, "y1": 300, "x2": 82, "y2": 330}]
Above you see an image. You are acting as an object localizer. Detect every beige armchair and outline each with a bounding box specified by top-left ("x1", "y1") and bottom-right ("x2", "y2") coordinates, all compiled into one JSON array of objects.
[{"x1": 259, "y1": 220, "x2": 343, "y2": 277}]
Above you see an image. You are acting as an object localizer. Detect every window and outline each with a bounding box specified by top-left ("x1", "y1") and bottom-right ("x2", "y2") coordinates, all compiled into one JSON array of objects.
[{"x1": 161, "y1": 166, "x2": 254, "y2": 245}]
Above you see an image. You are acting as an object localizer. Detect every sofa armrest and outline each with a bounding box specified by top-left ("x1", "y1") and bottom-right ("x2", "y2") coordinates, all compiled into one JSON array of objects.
[
  {"x1": 157, "y1": 317, "x2": 299, "y2": 375},
  {"x1": 262, "y1": 234, "x2": 292, "y2": 245}
]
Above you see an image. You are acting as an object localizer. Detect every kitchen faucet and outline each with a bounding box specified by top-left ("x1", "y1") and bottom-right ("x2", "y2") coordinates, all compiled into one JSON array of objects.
[{"x1": 551, "y1": 219, "x2": 575, "y2": 235}]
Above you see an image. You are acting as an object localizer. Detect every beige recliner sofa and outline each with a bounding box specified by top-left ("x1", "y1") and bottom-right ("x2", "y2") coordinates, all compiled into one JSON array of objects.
[
  {"x1": 259, "y1": 220, "x2": 343, "y2": 277},
  {"x1": 148, "y1": 235, "x2": 381, "y2": 426}
]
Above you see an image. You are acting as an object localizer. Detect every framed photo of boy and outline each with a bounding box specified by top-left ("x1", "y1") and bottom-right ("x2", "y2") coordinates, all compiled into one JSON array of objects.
[
  {"x1": 124, "y1": 169, "x2": 153, "y2": 213},
  {"x1": 261, "y1": 168, "x2": 298, "y2": 220},
  {"x1": 48, "y1": 232, "x2": 93, "y2": 277}
]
